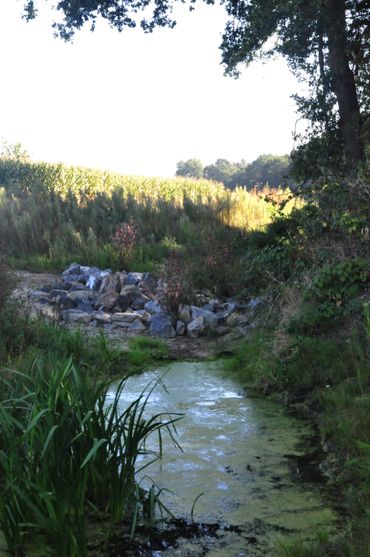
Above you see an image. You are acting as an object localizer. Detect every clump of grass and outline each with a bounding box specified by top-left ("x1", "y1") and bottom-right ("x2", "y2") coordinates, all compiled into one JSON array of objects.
[
  {"x1": 0, "y1": 357, "x2": 181, "y2": 556},
  {"x1": 128, "y1": 336, "x2": 169, "y2": 369}
]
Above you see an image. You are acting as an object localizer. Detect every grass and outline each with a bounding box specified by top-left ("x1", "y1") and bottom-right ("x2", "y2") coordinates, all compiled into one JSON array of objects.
[{"x1": 0, "y1": 357, "x2": 182, "y2": 556}]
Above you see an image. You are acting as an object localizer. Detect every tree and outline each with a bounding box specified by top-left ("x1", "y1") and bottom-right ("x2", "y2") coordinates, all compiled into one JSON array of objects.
[
  {"x1": 221, "y1": 0, "x2": 368, "y2": 176},
  {"x1": 203, "y1": 158, "x2": 240, "y2": 185},
  {"x1": 23, "y1": 0, "x2": 369, "y2": 176},
  {"x1": 232, "y1": 154, "x2": 291, "y2": 189},
  {"x1": 175, "y1": 159, "x2": 203, "y2": 179}
]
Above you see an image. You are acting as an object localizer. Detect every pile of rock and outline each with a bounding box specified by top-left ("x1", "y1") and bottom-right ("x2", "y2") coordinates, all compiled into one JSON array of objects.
[{"x1": 31, "y1": 263, "x2": 259, "y2": 339}]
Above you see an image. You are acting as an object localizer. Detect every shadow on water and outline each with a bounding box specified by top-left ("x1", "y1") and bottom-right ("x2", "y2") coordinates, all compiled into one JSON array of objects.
[{"x1": 104, "y1": 361, "x2": 337, "y2": 557}]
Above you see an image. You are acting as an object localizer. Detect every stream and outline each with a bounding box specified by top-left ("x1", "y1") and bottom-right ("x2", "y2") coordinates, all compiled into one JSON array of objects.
[{"x1": 107, "y1": 361, "x2": 337, "y2": 557}]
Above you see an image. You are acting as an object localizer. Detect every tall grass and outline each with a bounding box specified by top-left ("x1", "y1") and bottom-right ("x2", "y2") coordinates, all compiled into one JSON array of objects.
[{"x1": 0, "y1": 357, "x2": 181, "y2": 556}]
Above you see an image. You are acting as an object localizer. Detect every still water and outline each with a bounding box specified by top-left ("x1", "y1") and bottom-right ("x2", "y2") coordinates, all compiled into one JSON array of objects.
[{"x1": 107, "y1": 361, "x2": 336, "y2": 556}]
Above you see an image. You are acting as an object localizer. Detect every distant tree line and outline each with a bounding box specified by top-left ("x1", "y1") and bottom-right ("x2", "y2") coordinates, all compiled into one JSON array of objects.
[{"x1": 175, "y1": 154, "x2": 291, "y2": 189}]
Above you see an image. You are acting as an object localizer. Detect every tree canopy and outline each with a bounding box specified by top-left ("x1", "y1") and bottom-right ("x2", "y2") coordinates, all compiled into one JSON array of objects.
[
  {"x1": 23, "y1": 0, "x2": 369, "y2": 178},
  {"x1": 176, "y1": 154, "x2": 291, "y2": 189},
  {"x1": 176, "y1": 159, "x2": 204, "y2": 179}
]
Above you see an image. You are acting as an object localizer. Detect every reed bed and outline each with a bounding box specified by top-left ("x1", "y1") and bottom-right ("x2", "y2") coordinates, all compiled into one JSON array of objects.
[{"x1": 0, "y1": 357, "x2": 181, "y2": 556}]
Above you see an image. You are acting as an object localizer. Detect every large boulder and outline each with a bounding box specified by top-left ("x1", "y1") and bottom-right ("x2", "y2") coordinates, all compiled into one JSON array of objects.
[
  {"x1": 187, "y1": 316, "x2": 205, "y2": 338},
  {"x1": 95, "y1": 291, "x2": 119, "y2": 311},
  {"x1": 150, "y1": 312, "x2": 176, "y2": 338},
  {"x1": 144, "y1": 299, "x2": 163, "y2": 314},
  {"x1": 191, "y1": 306, "x2": 218, "y2": 329},
  {"x1": 131, "y1": 293, "x2": 150, "y2": 310},
  {"x1": 99, "y1": 273, "x2": 121, "y2": 294},
  {"x1": 61, "y1": 309, "x2": 93, "y2": 324},
  {"x1": 178, "y1": 304, "x2": 192, "y2": 324}
]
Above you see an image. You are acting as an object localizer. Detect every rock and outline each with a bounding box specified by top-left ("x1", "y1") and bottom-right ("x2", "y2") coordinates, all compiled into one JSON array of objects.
[
  {"x1": 68, "y1": 290, "x2": 92, "y2": 302},
  {"x1": 140, "y1": 272, "x2": 157, "y2": 292},
  {"x1": 178, "y1": 304, "x2": 192, "y2": 324},
  {"x1": 56, "y1": 295, "x2": 76, "y2": 310},
  {"x1": 111, "y1": 312, "x2": 140, "y2": 323},
  {"x1": 117, "y1": 294, "x2": 130, "y2": 312},
  {"x1": 226, "y1": 301, "x2": 238, "y2": 313},
  {"x1": 129, "y1": 320, "x2": 147, "y2": 332},
  {"x1": 248, "y1": 297, "x2": 262, "y2": 309},
  {"x1": 186, "y1": 316, "x2": 205, "y2": 338},
  {"x1": 144, "y1": 299, "x2": 163, "y2": 314},
  {"x1": 131, "y1": 294, "x2": 150, "y2": 310},
  {"x1": 61, "y1": 309, "x2": 93, "y2": 324},
  {"x1": 135, "y1": 310, "x2": 151, "y2": 323},
  {"x1": 69, "y1": 283, "x2": 90, "y2": 292},
  {"x1": 175, "y1": 320, "x2": 186, "y2": 336},
  {"x1": 120, "y1": 285, "x2": 139, "y2": 300},
  {"x1": 112, "y1": 321, "x2": 131, "y2": 329},
  {"x1": 191, "y1": 306, "x2": 218, "y2": 329},
  {"x1": 150, "y1": 312, "x2": 176, "y2": 338},
  {"x1": 93, "y1": 311, "x2": 112, "y2": 324},
  {"x1": 126, "y1": 272, "x2": 143, "y2": 285},
  {"x1": 95, "y1": 291, "x2": 119, "y2": 311},
  {"x1": 225, "y1": 312, "x2": 247, "y2": 327},
  {"x1": 53, "y1": 281, "x2": 71, "y2": 291},
  {"x1": 75, "y1": 302, "x2": 95, "y2": 314},
  {"x1": 31, "y1": 290, "x2": 51, "y2": 300},
  {"x1": 99, "y1": 273, "x2": 121, "y2": 294}
]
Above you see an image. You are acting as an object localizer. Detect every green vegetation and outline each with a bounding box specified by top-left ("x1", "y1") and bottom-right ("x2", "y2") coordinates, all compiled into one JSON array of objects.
[
  {"x1": 0, "y1": 157, "x2": 294, "y2": 294},
  {"x1": 0, "y1": 265, "x2": 177, "y2": 556},
  {"x1": 226, "y1": 178, "x2": 370, "y2": 556},
  {"x1": 0, "y1": 358, "x2": 180, "y2": 556},
  {"x1": 176, "y1": 154, "x2": 291, "y2": 189}
]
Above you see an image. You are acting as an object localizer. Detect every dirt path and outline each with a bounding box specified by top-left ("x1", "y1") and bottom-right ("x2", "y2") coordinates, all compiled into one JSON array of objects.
[{"x1": 11, "y1": 270, "x2": 241, "y2": 360}]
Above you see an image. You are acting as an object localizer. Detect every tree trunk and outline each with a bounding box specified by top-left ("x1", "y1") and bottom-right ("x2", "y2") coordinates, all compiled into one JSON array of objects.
[{"x1": 323, "y1": 0, "x2": 364, "y2": 175}]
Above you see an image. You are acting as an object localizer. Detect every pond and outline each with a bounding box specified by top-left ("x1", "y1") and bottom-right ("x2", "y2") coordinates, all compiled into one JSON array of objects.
[{"x1": 106, "y1": 361, "x2": 336, "y2": 556}]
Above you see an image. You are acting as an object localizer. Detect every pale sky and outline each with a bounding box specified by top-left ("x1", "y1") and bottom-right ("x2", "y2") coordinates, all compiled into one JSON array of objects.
[{"x1": 0, "y1": 0, "x2": 303, "y2": 177}]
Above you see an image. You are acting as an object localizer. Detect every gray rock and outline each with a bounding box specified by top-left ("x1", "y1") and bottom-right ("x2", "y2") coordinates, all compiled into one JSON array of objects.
[
  {"x1": 56, "y1": 295, "x2": 76, "y2": 310},
  {"x1": 248, "y1": 297, "x2": 262, "y2": 309},
  {"x1": 126, "y1": 272, "x2": 143, "y2": 285},
  {"x1": 175, "y1": 320, "x2": 186, "y2": 336},
  {"x1": 131, "y1": 294, "x2": 150, "y2": 310},
  {"x1": 129, "y1": 320, "x2": 147, "y2": 332},
  {"x1": 93, "y1": 311, "x2": 112, "y2": 324},
  {"x1": 186, "y1": 316, "x2": 205, "y2": 338},
  {"x1": 144, "y1": 299, "x2": 163, "y2": 314},
  {"x1": 99, "y1": 273, "x2": 121, "y2": 294},
  {"x1": 191, "y1": 306, "x2": 218, "y2": 329},
  {"x1": 150, "y1": 312, "x2": 176, "y2": 338},
  {"x1": 68, "y1": 290, "x2": 92, "y2": 302},
  {"x1": 120, "y1": 285, "x2": 139, "y2": 301},
  {"x1": 61, "y1": 310, "x2": 93, "y2": 324},
  {"x1": 96, "y1": 291, "x2": 119, "y2": 311},
  {"x1": 135, "y1": 310, "x2": 151, "y2": 323},
  {"x1": 178, "y1": 304, "x2": 192, "y2": 324},
  {"x1": 140, "y1": 272, "x2": 157, "y2": 292},
  {"x1": 111, "y1": 312, "x2": 140, "y2": 323},
  {"x1": 226, "y1": 312, "x2": 247, "y2": 327},
  {"x1": 75, "y1": 302, "x2": 95, "y2": 314}
]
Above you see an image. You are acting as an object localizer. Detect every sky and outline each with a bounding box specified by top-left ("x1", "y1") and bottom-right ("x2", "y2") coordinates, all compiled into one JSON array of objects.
[{"x1": 0, "y1": 0, "x2": 304, "y2": 177}]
